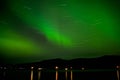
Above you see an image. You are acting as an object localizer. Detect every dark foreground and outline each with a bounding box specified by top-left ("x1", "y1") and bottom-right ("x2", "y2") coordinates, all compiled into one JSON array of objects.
[{"x1": 0, "y1": 69, "x2": 119, "y2": 80}]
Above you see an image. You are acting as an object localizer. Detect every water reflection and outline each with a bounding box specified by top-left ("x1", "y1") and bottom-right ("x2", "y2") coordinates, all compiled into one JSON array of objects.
[
  {"x1": 1, "y1": 68, "x2": 117, "y2": 80},
  {"x1": 117, "y1": 66, "x2": 120, "y2": 80},
  {"x1": 117, "y1": 70, "x2": 119, "y2": 80},
  {"x1": 55, "y1": 70, "x2": 58, "y2": 80},
  {"x1": 65, "y1": 69, "x2": 68, "y2": 80},
  {"x1": 38, "y1": 69, "x2": 41, "y2": 80},
  {"x1": 70, "y1": 70, "x2": 73, "y2": 80},
  {"x1": 30, "y1": 70, "x2": 33, "y2": 80}
]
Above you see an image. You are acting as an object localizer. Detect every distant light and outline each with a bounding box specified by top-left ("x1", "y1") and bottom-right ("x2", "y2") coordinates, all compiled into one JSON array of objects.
[
  {"x1": 81, "y1": 67, "x2": 85, "y2": 70},
  {"x1": 38, "y1": 68, "x2": 42, "y2": 70},
  {"x1": 31, "y1": 67, "x2": 34, "y2": 69},
  {"x1": 55, "y1": 66, "x2": 58, "y2": 69},
  {"x1": 65, "y1": 68, "x2": 68, "y2": 71},
  {"x1": 70, "y1": 67, "x2": 72, "y2": 69},
  {"x1": 117, "y1": 66, "x2": 120, "y2": 69}
]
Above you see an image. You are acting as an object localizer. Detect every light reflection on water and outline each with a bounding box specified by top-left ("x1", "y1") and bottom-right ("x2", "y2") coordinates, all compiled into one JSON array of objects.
[
  {"x1": 117, "y1": 69, "x2": 119, "y2": 80},
  {"x1": 70, "y1": 70, "x2": 73, "y2": 80},
  {"x1": 0, "y1": 69, "x2": 118, "y2": 80},
  {"x1": 38, "y1": 70, "x2": 41, "y2": 80},
  {"x1": 55, "y1": 70, "x2": 58, "y2": 80},
  {"x1": 65, "y1": 70, "x2": 68, "y2": 80},
  {"x1": 30, "y1": 69, "x2": 73, "y2": 80},
  {"x1": 30, "y1": 70, "x2": 33, "y2": 80},
  {"x1": 29, "y1": 69, "x2": 118, "y2": 80}
]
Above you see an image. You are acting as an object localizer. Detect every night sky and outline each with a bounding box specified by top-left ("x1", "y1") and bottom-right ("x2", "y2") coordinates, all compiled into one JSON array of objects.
[{"x1": 0, "y1": 0, "x2": 120, "y2": 63}]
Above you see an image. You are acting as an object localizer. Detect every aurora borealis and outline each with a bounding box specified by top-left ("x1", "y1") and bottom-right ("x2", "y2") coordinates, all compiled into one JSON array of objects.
[{"x1": 0, "y1": 0, "x2": 120, "y2": 63}]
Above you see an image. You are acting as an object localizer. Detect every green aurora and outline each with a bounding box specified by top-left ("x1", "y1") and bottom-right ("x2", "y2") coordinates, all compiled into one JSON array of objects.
[{"x1": 0, "y1": 0, "x2": 120, "y2": 63}]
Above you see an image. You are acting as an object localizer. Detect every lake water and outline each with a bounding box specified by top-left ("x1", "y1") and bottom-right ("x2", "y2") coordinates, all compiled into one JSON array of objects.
[{"x1": 0, "y1": 69, "x2": 119, "y2": 80}]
